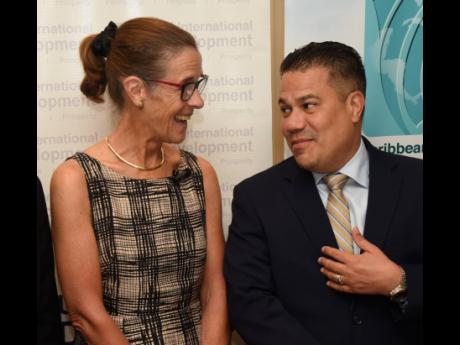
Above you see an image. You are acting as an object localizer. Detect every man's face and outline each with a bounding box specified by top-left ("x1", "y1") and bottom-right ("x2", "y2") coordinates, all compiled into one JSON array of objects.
[{"x1": 279, "y1": 66, "x2": 363, "y2": 173}]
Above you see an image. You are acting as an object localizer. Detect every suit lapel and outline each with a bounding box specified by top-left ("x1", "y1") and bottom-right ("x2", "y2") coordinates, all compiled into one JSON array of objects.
[
  {"x1": 279, "y1": 139, "x2": 403, "y2": 253},
  {"x1": 280, "y1": 158, "x2": 338, "y2": 252},
  {"x1": 363, "y1": 141, "x2": 402, "y2": 249}
]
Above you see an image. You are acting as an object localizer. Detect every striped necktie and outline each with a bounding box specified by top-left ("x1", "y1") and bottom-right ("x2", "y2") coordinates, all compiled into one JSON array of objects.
[{"x1": 323, "y1": 173, "x2": 354, "y2": 254}]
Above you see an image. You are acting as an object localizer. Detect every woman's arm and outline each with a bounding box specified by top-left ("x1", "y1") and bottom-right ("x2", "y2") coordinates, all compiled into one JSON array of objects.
[
  {"x1": 197, "y1": 157, "x2": 230, "y2": 345},
  {"x1": 50, "y1": 160, "x2": 129, "y2": 345}
]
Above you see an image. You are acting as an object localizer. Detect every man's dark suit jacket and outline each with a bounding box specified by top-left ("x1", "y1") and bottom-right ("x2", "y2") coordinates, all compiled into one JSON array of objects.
[
  {"x1": 224, "y1": 139, "x2": 422, "y2": 345},
  {"x1": 37, "y1": 177, "x2": 65, "y2": 345}
]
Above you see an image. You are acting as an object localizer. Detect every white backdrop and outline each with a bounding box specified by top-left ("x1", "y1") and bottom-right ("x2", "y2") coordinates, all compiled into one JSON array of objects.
[
  {"x1": 37, "y1": 0, "x2": 273, "y2": 239},
  {"x1": 37, "y1": 0, "x2": 272, "y2": 343}
]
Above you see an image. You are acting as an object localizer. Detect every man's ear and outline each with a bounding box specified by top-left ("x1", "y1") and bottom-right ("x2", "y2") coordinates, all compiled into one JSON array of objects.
[
  {"x1": 122, "y1": 76, "x2": 147, "y2": 108},
  {"x1": 347, "y1": 90, "x2": 365, "y2": 123}
]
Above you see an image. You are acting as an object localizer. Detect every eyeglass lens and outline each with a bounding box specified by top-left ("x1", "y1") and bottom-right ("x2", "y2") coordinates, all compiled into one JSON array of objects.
[{"x1": 182, "y1": 77, "x2": 208, "y2": 101}]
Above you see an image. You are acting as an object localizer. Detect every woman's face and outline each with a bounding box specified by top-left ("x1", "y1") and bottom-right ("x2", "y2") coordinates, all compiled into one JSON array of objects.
[{"x1": 144, "y1": 47, "x2": 205, "y2": 144}]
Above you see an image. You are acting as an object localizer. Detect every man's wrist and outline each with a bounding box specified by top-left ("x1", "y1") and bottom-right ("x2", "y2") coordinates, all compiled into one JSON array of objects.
[{"x1": 388, "y1": 266, "x2": 407, "y2": 300}]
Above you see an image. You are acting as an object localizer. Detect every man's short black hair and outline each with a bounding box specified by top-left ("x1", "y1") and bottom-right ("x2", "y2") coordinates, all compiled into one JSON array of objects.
[{"x1": 280, "y1": 41, "x2": 366, "y2": 97}]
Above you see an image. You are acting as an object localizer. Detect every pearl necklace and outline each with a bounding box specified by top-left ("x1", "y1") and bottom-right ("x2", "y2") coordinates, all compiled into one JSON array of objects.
[{"x1": 105, "y1": 137, "x2": 165, "y2": 171}]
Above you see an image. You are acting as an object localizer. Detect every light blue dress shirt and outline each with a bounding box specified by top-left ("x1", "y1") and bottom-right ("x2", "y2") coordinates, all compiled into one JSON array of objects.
[{"x1": 312, "y1": 139, "x2": 370, "y2": 254}]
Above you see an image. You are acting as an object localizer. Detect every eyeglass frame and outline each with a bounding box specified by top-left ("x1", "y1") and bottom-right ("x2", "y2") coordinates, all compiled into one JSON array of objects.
[{"x1": 146, "y1": 74, "x2": 209, "y2": 101}]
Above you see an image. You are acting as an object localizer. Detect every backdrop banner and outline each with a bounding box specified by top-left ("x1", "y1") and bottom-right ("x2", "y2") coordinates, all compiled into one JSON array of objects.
[
  {"x1": 37, "y1": 1, "x2": 272, "y2": 343},
  {"x1": 284, "y1": 0, "x2": 422, "y2": 159}
]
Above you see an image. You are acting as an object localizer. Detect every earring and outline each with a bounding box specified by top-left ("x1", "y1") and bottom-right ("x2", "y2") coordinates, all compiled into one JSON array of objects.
[{"x1": 137, "y1": 100, "x2": 144, "y2": 109}]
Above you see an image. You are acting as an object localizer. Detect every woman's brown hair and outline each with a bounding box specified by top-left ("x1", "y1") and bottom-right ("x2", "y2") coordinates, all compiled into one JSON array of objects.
[{"x1": 79, "y1": 17, "x2": 197, "y2": 107}]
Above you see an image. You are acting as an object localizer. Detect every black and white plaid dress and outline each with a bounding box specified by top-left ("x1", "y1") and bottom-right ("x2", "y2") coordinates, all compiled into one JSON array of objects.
[{"x1": 69, "y1": 150, "x2": 206, "y2": 345}]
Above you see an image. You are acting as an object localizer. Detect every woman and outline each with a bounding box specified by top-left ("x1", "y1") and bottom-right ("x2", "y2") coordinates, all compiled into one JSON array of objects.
[{"x1": 50, "y1": 17, "x2": 229, "y2": 344}]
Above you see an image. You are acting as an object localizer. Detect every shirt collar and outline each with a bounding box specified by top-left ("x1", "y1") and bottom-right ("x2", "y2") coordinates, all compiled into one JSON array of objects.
[{"x1": 313, "y1": 138, "x2": 369, "y2": 188}]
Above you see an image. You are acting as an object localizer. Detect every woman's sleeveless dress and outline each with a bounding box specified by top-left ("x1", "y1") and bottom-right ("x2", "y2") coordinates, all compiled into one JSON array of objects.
[{"x1": 69, "y1": 150, "x2": 206, "y2": 344}]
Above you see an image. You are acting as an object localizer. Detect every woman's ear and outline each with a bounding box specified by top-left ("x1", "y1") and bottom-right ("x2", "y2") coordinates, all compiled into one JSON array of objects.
[
  {"x1": 347, "y1": 90, "x2": 365, "y2": 123},
  {"x1": 122, "y1": 76, "x2": 147, "y2": 109}
]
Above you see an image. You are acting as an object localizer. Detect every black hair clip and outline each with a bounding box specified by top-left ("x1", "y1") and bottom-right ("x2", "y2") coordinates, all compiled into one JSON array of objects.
[{"x1": 91, "y1": 21, "x2": 118, "y2": 57}]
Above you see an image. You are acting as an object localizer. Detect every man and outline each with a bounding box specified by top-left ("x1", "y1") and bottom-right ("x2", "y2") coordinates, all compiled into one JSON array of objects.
[
  {"x1": 224, "y1": 42, "x2": 422, "y2": 345},
  {"x1": 38, "y1": 177, "x2": 65, "y2": 345}
]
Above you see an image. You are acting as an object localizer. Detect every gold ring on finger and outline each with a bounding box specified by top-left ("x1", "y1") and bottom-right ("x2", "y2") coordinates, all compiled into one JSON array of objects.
[{"x1": 337, "y1": 274, "x2": 344, "y2": 285}]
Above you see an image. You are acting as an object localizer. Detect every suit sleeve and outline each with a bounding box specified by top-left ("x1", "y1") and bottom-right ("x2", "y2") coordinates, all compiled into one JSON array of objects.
[
  {"x1": 401, "y1": 263, "x2": 423, "y2": 320},
  {"x1": 389, "y1": 158, "x2": 423, "y2": 322},
  {"x1": 400, "y1": 159, "x2": 423, "y2": 321},
  {"x1": 37, "y1": 177, "x2": 65, "y2": 345},
  {"x1": 224, "y1": 183, "x2": 322, "y2": 345}
]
